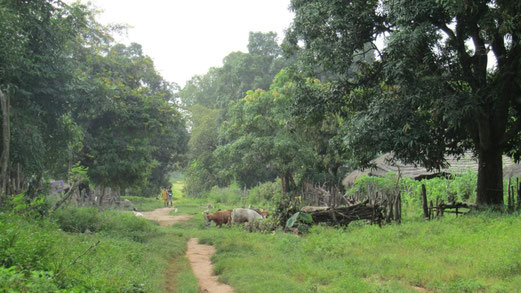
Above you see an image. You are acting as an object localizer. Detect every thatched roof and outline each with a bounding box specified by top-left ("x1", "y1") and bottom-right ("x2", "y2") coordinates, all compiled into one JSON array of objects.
[{"x1": 343, "y1": 153, "x2": 520, "y2": 186}]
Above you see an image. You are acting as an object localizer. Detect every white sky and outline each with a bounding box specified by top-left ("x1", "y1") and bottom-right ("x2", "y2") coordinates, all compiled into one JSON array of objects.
[{"x1": 76, "y1": 0, "x2": 294, "y2": 87}]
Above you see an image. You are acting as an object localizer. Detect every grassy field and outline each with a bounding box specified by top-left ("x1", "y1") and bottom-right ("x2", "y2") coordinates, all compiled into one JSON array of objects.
[
  {"x1": 171, "y1": 200, "x2": 521, "y2": 293},
  {"x1": 4, "y1": 178, "x2": 520, "y2": 292}
]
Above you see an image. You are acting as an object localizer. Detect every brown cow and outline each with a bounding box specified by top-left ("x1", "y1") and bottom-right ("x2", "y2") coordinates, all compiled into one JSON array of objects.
[{"x1": 203, "y1": 209, "x2": 232, "y2": 227}]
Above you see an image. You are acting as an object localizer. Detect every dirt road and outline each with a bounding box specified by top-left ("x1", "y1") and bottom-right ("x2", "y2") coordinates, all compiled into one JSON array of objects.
[
  {"x1": 186, "y1": 238, "x2": 234, "y2": 293},
  {"x1": 138, "y1": 207, "x2": 234, "y2": 292},
  {"x1": 139, "y1": 207, "x2": 192, "y2": 226}
]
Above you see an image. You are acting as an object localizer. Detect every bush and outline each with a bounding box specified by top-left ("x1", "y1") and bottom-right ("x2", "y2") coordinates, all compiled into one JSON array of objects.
[
  {"x1": 52, "y1": 207, "x2": 99, "y2": 233},
  {"x1": 0, "y1": 267, "x2": 59, "y2": 293},
  {"x1": 0, "y1": 215, "x2": 58, "y2": 271},
  {"x1": 192, "y1": 180, "x2": 281, "y2": 207},
  {"x1": 53, "y1": 207, "x2": 160, "y2": 242},
  {"x1": 0, "y1": 206, "x2": 190, "y2": 292},
  {"x1": 247, "y1": 180, "x2": 281, "y2": 206},
  {"x1": 207, "y1": 182, "x2": 244, "y2": 205},
  {"x1": 348, "y1": 170, "x2": 478, "y2": 208},
  {"x1": 121, "y1": 195, "x2": 164, "y2": 211},
  {"x1": 96, "y1": 210, "x2": 161, "y2": 242}
]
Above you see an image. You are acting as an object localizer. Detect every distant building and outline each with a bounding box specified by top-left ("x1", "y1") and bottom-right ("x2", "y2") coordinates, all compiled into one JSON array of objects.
[
  {"x1": 343, "y1": 153, "x2": 520, "y2": 187},
  {"x1": 50, "y1": 180, "x2": 70, "y2": 193}
]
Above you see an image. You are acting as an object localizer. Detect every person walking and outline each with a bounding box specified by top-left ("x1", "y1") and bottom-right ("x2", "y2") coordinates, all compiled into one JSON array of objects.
[
  {"x1": 167, "y1": 185, "x2": 174, "y2": 207},
  {"x1": 161, "y1": 188, "x2": 168, "y2": 207}
]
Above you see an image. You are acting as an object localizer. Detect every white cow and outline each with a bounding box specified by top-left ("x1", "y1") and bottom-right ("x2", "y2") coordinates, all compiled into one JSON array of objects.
[{"x1": 231, "y1": 208, "x2": 263, "y2": 225}]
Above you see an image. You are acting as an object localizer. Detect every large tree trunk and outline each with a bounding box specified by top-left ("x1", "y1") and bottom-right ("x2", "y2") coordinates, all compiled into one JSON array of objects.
[
  {"x1": 281, "y1": 171, "x2": 295, "y2": 194},
  {"x1": 476, "y1": 147, "x2": 504, "y2": 206},
  {"x1": 98, "y1": 186, "x2": 106, "y2": 206},
  {"x1": 16, "y1": 163, "x2": 20, "y2": 194},
  {"x1": 0, "y1": 89, "x2": 10, "y2": 201}
]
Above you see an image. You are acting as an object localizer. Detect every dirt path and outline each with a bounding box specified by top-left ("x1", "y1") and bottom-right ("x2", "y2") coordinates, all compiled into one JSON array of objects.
[
  {"x1": 138, "y1": 208, "x2": 233, "y2": 292},
  {"x1": 186, "y1": 238, "x2": 234, "y2": 293},
  {"x1": 139, "y1": 207, "x2": 192, "y2": 226}
]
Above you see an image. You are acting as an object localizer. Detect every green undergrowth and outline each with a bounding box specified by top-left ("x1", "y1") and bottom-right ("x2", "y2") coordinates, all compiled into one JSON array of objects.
[
  {"x1": 0, "y1": 206, "x2": 193, "y2": 292},
  {"x1": 185, "y1": 180, "x2": 281, "y2": 208},
  {"x1": 172, "y1": 203, "x2": 521, "y2": 293},
  {"x1": 168, "y1": 253, "x2": 199, "y2": 293},
  {"x1": 121, "y1": 195, "x2": 164, "y2": 211}
]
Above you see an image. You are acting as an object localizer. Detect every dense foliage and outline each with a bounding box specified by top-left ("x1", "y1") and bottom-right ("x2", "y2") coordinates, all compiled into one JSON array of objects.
[
  {"x1": 182, "y1": 33, "x2": 354, "y2": 195},
  {"x1": 0, "y1": 0, "x2": 187, "y2": 200},
  {"x1": 3, "y1": 0, "x2": 521, "y2": 289},
  {"x1": 180, "y1": 32, "x2": 296, "y2": 195},
  {"x1": 285, "y1": 0, "x2": 521, "y2": 206}
]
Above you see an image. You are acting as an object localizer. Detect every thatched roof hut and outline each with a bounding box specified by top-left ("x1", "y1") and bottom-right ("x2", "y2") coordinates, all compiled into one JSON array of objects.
[{"x1": 343, "y1": 153, "x2": 520, "y2": 187}]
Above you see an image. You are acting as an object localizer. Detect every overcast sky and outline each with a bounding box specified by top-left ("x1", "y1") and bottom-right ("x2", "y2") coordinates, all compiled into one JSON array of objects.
[{"x1": 77, "y1": 0, "x2": 294, "y2": 87}]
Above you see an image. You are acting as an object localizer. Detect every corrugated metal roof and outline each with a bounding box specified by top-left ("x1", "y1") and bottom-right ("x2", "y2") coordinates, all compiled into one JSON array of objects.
[
  {"x1": 343, "y1": 152, "x2": 520, "y2": 186},
  {"x1": 504, "y1": 163, "x2": 521, "y2": 178}
]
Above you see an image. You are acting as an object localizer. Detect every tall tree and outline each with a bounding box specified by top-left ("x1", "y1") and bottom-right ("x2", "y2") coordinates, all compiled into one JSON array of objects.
[
  {"x1": 218, "y1": 71, "x2": 313, "y2": 192},
  {"x1": 286, "y1": 0, "x2": 521, "y2": 206},
  {"x1": 0, "y1": 0, "x2": 105, "y2": 199},
  {"x1": 74, "y1": 43, "x2": 187, "y2": 196},
  {"x1": 183, "y1": 105, "x2": 221, "y2": 195},
  {"x1": 181, "y1": 31, "x2": 289, "y2": 194},
  {"x1": 180, "y1": 31, "x2": 286, "y2": 109}
]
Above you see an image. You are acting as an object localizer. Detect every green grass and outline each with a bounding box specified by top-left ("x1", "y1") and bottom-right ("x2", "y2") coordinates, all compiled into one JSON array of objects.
[
  {"x1": 172, "y1": 181, "x2": 185, "y2": 198},
  {"x1": 5, "y1": 181, "x2": 521, "y2": 292},
  {"x1": 0, "y1": 206, "x2": 198, "y2": 292},
  {"x1": 121, "y1": 195, "x2": 164, "y2": 211},
  {"x1": 169, "y1": 255, "x2": 199, "y2": 293},
  {"x1": 171, "y1": 201, "x2": 521, "y2": 293}
]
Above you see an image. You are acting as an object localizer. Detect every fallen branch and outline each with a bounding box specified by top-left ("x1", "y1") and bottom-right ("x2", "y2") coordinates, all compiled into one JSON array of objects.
[
  {"x1": 51, "y1": 181, "x2": 80, "y2": 213},
  {"x1": 307, "y1": 201, "x2": 383, "y2": 226},
  {"x1": 54, "y1": 240, "x2": 100, "y2": 278},
  {"x1": 437, "y1": 202, "x2": 477, "y2": 210}
]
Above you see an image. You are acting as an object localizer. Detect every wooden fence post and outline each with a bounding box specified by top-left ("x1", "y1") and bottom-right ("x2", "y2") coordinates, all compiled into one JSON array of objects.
[
  {"x1": 508, "y1": 178, "x2": 512, "y2": 212},
  {"x1": 435, "y1": 196, "x2": 440, "y2": 218},
  {"x1": 422, "y1": 184, "x2": 429, "y2": 219},
  {"x1": 517, "y1": 178, "x2": 521, "y2": 211},
  {"x1": 395, "y1": 191, "x2": 402, "y2": 223},
  {"x1": 387, "y1": 192, "x2": 393, "y2": 224}
]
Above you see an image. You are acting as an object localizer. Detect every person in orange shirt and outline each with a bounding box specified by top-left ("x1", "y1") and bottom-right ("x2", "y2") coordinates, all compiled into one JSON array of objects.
[{"x1": 161, "y1": 188, "x2": 168, "y2": 207}]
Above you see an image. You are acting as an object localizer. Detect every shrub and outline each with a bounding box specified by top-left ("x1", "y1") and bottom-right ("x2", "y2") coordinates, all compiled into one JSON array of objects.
[
  {"x1": 207, "y1": 182, "x2": 244, "y2": 205},
  {"x1": 53, "y1": 207, "x2": 160, "y2": 242},
  {"x1": 348, "y1": 170, "x2": 479, "y2": 212},
  {"x1": 0, "y1": 267, "x2": 59, "y2": 293},
  {"x1": 96, "y1": 210, "x2": 161, "y2": 242},
  {"x1": 52, "y1": 207, "x2": 99, "y2": 233},
  {"x1": 247, "y1": 180, "x2": 281, "y2": 206},
  {"x1": 0, "y1": 214, "x2": 58, "y2": 271}
]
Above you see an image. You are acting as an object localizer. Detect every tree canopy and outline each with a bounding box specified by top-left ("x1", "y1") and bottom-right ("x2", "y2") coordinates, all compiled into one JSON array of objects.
[
  {"x1": 286, "y1": 0, "x2": 521, "y2": 206},
  {"x1": 180, "y1": 32, "x2": 294, "y2": 195},
  {"x1": 0, "y1": 0, "x2": 187, "y2": 201}
]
